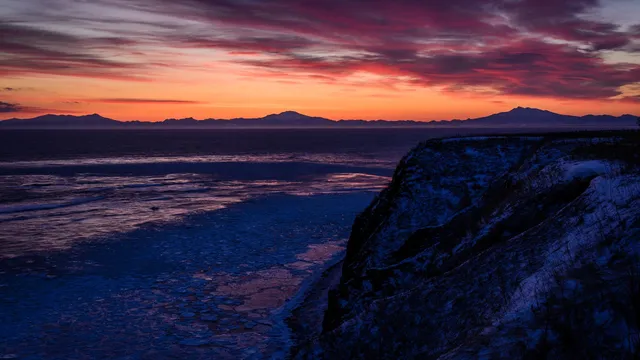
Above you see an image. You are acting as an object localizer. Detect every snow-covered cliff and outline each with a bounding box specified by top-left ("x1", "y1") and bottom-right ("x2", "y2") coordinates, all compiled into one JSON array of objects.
[{"x1": 294, "y1": 132, "x2": 640, "y2": 359}]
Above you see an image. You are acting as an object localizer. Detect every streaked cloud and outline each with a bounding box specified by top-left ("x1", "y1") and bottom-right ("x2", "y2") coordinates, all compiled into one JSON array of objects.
[
  {"x1": 1, "y1": 0, "x2": 639, "y2": 119},
  {"x1": 89, "y1": 98, "x2": 206, "y2": 104},
  {"x1": 0, "y1": 101, "x2": 21, "y2": 113},
  {"x1": 0, "y1": 101, "x2": 72, "y2": 114}
]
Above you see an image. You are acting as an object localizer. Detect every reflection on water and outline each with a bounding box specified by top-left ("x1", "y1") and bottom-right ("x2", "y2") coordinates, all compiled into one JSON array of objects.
[
  {"x1": 0, "y1": 128, "x2": 515, "y2": 358},
  {"x1": 0, "y1": 152, "x2": 395, "y2": 169},
  {"x1": 0, "y1": 153, "x2": 391, "y2": 258},
  {"x1": 0, "y1": 150, "x2": 396, "y2": 358},
  {"x1": 0, "y1": 192, "x2": 370, "y2": 359}
]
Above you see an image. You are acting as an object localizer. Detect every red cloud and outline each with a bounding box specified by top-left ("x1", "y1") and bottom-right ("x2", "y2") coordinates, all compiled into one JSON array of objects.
[{"x1": 2, "y1": 0, "x2": 639, "y2": 102}]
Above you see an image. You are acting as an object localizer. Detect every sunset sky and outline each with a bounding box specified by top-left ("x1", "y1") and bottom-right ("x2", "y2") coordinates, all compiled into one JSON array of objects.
[{"x1": 1, "y1": 0, "x2": 640, "y2": 121}]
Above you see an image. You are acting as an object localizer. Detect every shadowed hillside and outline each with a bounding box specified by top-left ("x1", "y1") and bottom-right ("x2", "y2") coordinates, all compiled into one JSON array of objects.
[{"x1": 293, "y1": 131, "x2": 640, "y2": 359}]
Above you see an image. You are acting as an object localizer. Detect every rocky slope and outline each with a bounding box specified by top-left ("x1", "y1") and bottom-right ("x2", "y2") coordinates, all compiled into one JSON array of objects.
[{"x1": 294, "y1": 132, "x2": 640, "y2": 359}]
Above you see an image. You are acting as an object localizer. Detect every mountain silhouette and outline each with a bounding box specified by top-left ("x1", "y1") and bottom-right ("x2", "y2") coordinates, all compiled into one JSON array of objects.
[
  {"x1": 0, "y1": 113, "x2": 120, "y2": 128},
  {"x1": 467, "y1": 107, "x2": 637, "y2": 126},
  {"x1": 0, "y1": 108, "x2": 636, "y2": 129}
]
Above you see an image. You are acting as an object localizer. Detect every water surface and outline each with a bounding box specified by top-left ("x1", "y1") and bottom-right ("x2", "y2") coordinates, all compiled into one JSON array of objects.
[{"x1": 0, "y1": 128, "x2": 507, "y2": 358}]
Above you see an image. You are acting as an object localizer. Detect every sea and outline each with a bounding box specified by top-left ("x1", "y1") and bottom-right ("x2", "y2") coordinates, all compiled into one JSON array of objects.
[{"x1": 0, "y1": 128, "x2": 510, "y2": 359}]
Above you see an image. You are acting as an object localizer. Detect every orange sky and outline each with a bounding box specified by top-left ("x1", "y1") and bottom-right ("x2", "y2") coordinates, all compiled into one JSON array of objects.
[{"x1": 1, "y1": 0, "x2": 639, "y2": 121}]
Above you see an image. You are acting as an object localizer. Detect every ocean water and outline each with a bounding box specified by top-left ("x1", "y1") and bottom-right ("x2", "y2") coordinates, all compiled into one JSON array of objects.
[{"x1": 0, "y1": 128, "x2": 499, "y2": 359}]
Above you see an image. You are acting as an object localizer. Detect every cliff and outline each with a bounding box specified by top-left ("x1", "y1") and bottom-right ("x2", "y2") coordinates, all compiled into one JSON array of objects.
[{"x1": 294, "y1": 132, "x2": 640, "y2": 359}]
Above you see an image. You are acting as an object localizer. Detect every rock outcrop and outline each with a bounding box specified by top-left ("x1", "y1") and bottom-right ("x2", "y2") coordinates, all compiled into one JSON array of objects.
[{"x1": 295, "y1": 132, "x2": 640, "y2": 359}]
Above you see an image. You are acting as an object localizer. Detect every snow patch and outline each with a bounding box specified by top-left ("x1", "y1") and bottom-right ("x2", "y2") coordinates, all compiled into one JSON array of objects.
[{"x1": 563, "y1": 160, "x2": 613, "y2": 181}]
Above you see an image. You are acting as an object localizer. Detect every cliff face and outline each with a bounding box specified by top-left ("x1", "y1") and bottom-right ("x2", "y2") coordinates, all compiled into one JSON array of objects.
[{"x1": 296, "y1": 133, "x2": 640, "y2": 359}]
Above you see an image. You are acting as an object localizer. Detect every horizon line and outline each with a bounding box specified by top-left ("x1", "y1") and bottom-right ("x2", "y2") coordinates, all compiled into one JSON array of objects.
[{"x1": 2, "y1": 107, "x2": 638, "y2": 123}]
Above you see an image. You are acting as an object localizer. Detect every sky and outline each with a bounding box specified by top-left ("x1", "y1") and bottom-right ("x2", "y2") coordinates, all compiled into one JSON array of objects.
[{"x1": 1, "y1": 0, "x2": 639, "y2": 121}]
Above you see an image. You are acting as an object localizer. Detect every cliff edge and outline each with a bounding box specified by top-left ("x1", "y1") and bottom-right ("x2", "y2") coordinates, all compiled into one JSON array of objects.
[{"x1": 295, "y1": 132, "x2": 640, "y2": 359}]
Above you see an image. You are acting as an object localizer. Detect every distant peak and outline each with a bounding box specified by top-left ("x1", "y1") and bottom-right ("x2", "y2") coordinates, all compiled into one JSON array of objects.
[
  {"x1": 263, "y1": 110, "x2": 313, "y2": 119},
  {"x1": 72, "y1": 113, "x2": 112, "y2": 120},
  {"x1": 164, "y1": 117, "x2": 197, "y2": 121},
  {"x1": 278, "y1": 111, "x2": 304, "y2": 116},
  {"x1": 508, "y1": 106, "x2": 548, "y2": 113}
]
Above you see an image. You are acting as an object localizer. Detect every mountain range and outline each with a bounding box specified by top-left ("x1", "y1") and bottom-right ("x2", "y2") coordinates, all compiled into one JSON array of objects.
[{"x1": 0, "y1": 107, "x2": 637, "y2": 129}]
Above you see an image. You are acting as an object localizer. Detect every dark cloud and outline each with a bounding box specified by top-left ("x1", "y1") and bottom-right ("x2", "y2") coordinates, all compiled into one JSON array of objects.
[
  {"x1": 2, "y1": 0, "x2": 639, "y2": 101},
  {"x1": 620, "y1": 95, "x2": 640, "y2": 103},
  {"x1": 128, "y1": 0, "x2": 640, "y2": 100},
  {"x1": 0, "y1": 22, "x2": 149, "y2": 81},
  {"x1": 0, "y1": 101, "x2": 75, "y2": 114},
  {"x1": 173, "y1": 35, "x2": 318, "y2": 54},
  {"x1": 0, "y1": 101, "x2": 21, "y2": 113},
  {"x1": 238, "y1": 38, "x2": 640, "y2": 100},
  {"x1": 591, "y1": 36, "x2": 631, "y2": 51}
]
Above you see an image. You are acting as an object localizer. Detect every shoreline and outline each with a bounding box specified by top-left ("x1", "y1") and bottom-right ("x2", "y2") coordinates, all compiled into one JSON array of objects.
[{"x1": 284, "y1": 257, "x2": 345, "y2": 358}]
